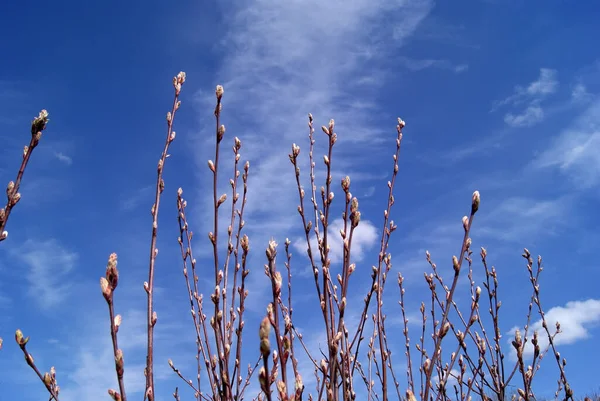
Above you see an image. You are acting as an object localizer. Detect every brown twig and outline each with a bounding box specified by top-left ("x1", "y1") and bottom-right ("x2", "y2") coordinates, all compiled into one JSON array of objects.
[
  {"x1": 422, "y1": 190, "x2": 480, "y2": 401},
  {"x1": 0, "y1": 109, "x2": 49, "y2": 243},
  {"x1": 177, "y1": 189, "x2": 219, "y2": 397},
  {"x1": 144, "y1": 71, "x2": 186, "y2": 401},
  {"x1": 523, "y1": 250, "x2": 573, "y2": 401},
  {"x1": 15, "y1": 329, "x2": 60, "y2": 401},
  {"x1": 100, "y1": 253, "x2": 127, "y2": 401},
  {"x1": 397, "y1": 273, "x2": 415, "y2": 394}
]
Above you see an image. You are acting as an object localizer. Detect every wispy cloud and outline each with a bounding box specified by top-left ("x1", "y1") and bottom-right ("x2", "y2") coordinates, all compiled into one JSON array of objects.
[
  {"x1": 534, "y1": 98, "x2": 600, "y2": 188},
  {"x1": 119, "y1": 185, "x2": 154, "y2": 212},
  {"x1": 476, "y1": 195, "x2": 573, "y2": 243},
  {"x1": 60, "y1": 308, "x2": 177, "y2": 401},
  {"x1": 396, "y1": 56, "x2": 468, "y2": 73},
  {"x1": 193, "y1": 0, "x2": 434, "y2": 248},
  {"x1": 18, "y1": 177, "x2": 72, "y2": 207},
  {"x1": 9, "y1": 239, "x2": 78, "y2": 309},
  {"x1": 54, "y1": 151, "x2": 73, "y2": 165},
  {"x1": 504, "y1": 104, "x2": 544, "y2": 127},
  {"x1": 526, "y1": 68, "x2": 559, "y2": 96},
  {"x1": 411, "y1": 16, "x2": 480, "y2": 49},
  {"x1": 293, "y1": 217, "x2": 378, "y2": 265},
  {"x1": 571, "y1": 83, "x2": 593, "y2": 103},
  {"x1": 508, "y1": 299, "x2": 600, "y2": 360},
  {"x1": 492, "y1": 68, "x2": 558, "y2": 127},
  {"x1": 363, "y1": 186, "x2": 376, "y2": 198}
]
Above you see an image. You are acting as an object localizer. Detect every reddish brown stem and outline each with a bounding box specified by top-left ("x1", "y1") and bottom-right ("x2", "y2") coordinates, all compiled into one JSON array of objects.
[
  {"x1": 144, "y1": 72, "x2": 186, "y2": 401},
  {"x1": 0, "y1": 110, "x2": 49, "y2": 242}
]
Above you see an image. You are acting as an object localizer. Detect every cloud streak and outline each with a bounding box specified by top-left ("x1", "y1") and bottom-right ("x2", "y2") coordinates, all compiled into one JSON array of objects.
[
  {"x1": 534, "y1": 98, "x2": 600, "y2": 188},
  {"x1": 10, "y1": 239, "x2": 78, "y2": 309},
  {"x1": 493, "y1": 68, "x2": 558, "y2": 127},
  {"x1": 188, "y1": 0, "x2": 435, "y2": 315},
  {"x1": 54, "y1": 151, "x2": 73, "y2": 165},
  {"x1": 396, "y1": 56, "x2": 468, "y2": 73},
  {"x1": 193, "y1": 0, "x2": 434, "y2": 246}
]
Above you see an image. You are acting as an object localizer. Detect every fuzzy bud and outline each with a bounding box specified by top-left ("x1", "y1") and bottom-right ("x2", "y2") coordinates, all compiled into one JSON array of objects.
[
  {"x1": 452, "y1": 255, "x2": 460, "y2": 272},
  {"x1": 31, "y1": 109, "x2": 49, "y2": 136},
  {"x1": 6, "y1": 181, "x2": 15, "y2": 196},
  {"x1": 114, "y1": 314, "x2": 122, "y2": 331},
  {"x1": 15, "y1": 329, "x2": 29, "y2": 346},
  {"x1": 259, "y1": 316, "x2": 271, "y2": 357},
  {"x1": 100, "y1": 277, "x2": 111, "y2": 300},
  {"x1": 108, "y1": 389, "x2": 122, "y2": 401},
  {"x1": 216, "y1": 85, "x2": 224, "y2": 100},
  {"x1": 266, "y1": 239, "x2": 278, "y2": 260},
  {"x1": 471, "y1": 190, "x2": 480, "y2": 214},
  {"x1": 217, "y1": 125, "x2": 226, "y2": 142}
]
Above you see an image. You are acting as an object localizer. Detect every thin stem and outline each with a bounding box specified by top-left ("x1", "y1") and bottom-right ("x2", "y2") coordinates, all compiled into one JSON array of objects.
[
  {"x1": 0, "y1": 110, "x2": 49, "y2": 242},
  {"x1": 144, "y1": 72, "x2": 186, "y2": 401}
]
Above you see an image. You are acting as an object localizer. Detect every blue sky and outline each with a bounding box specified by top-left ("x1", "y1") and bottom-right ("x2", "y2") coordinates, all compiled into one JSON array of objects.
[{"x1": 1, "y1": 0, "x2": 600, "y2": 400}]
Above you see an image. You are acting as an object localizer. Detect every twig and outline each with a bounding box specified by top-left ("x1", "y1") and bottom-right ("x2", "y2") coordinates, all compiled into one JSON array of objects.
[
  {"x1": 100, "y1": 253, "x2": 127, "y2": 401},
  {"x1": 15, "y1": 330, "x2": 60, "y2": 401},
  {"x1": 0, "y1": 109, "x2": 49, "y2": 242},
  {"x1": 144, "y1": 71, "x2": 186, "y2": 401}
]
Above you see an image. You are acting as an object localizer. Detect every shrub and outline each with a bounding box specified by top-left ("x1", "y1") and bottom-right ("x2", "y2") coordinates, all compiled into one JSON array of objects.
[{"x1": 1, "y1": 73, "x2": 575, "y2": 401}]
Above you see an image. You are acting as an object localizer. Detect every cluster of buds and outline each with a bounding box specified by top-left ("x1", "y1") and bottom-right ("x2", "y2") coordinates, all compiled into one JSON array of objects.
[
  {"x1": 43, "y1": 366, "x2": 60, "y2": 399},
  {"x1": 349, "y1": 196, "x2": 361, "y2": 228},
  {"x1": 173, "y1": 71, "x2": 186, "y2": 95},
  {"x1": 258, "y1": 316, "x2": 272, "y2": 395},
  {"x1": 100, "y1": 253, "x2": 119, "y2": 301},
  {"x1": 259, "y1": 316, "x2": 272, "y2": 358},
  {"x1": 265, "y1": 239, "x2": 278, "y2": 263},
  {"x1": 321, "y1": 118, "x2": 338, "y2": 145},
  {"x1": 31, "y1": 109, "x2": 49, "y2": 144},
  {"x1": 512, "y1": 329, "x2": 524, "y2": 360},
  {"x1": 5, "y1": 180, "x2": 20, "y2": 208}
]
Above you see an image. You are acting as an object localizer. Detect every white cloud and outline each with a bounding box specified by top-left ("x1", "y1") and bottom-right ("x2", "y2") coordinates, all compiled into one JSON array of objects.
[
  {"x1": 60, "y1": 310, "x2": 148, "y2": 401},
  {"x1": 435, "y1": 368, "x2": 460, "y2": 387},
  {"x1": 508, "y1": 299, "x2": 600, "y2": 360},
  {"x1": 476, "y1": 196, "x2": 572, "y2": 242},
  {"x1": 60, "y1": 307, "x2": 187, "y2": 401},
  {"x1": 293, "y1": 218, "x2": 378, "y2": 265},
  {"x1": 534, "y1": 99, "x2": 600, "y2": 188},
  {"x1": 397, "y1": 56, "x2": 468, "y2": 73},
  {"x1": 192, "y1": 0, "x2": 433, "y2": 248},
  {"x1": 503, "y1": 104, "x2": 544, "y2": 127},
  {"x1": 492, "y1": 68, "x2": 558, "y2": 127},
  {"x1": 454, "y1": 64, "x2": 469, "y2": 73},
  {"x1": 571, "y1": 83, "x2": 592, "y2": 103},
  {"x1": 526, "y1": 68, "x2": 558, "y2": 96},
  {"x1": 10, "y1": 239, "x2": 78, "y2": 309},
  {"x1": 54, "y1": 151, "x2": 72, "y2": 165}
]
